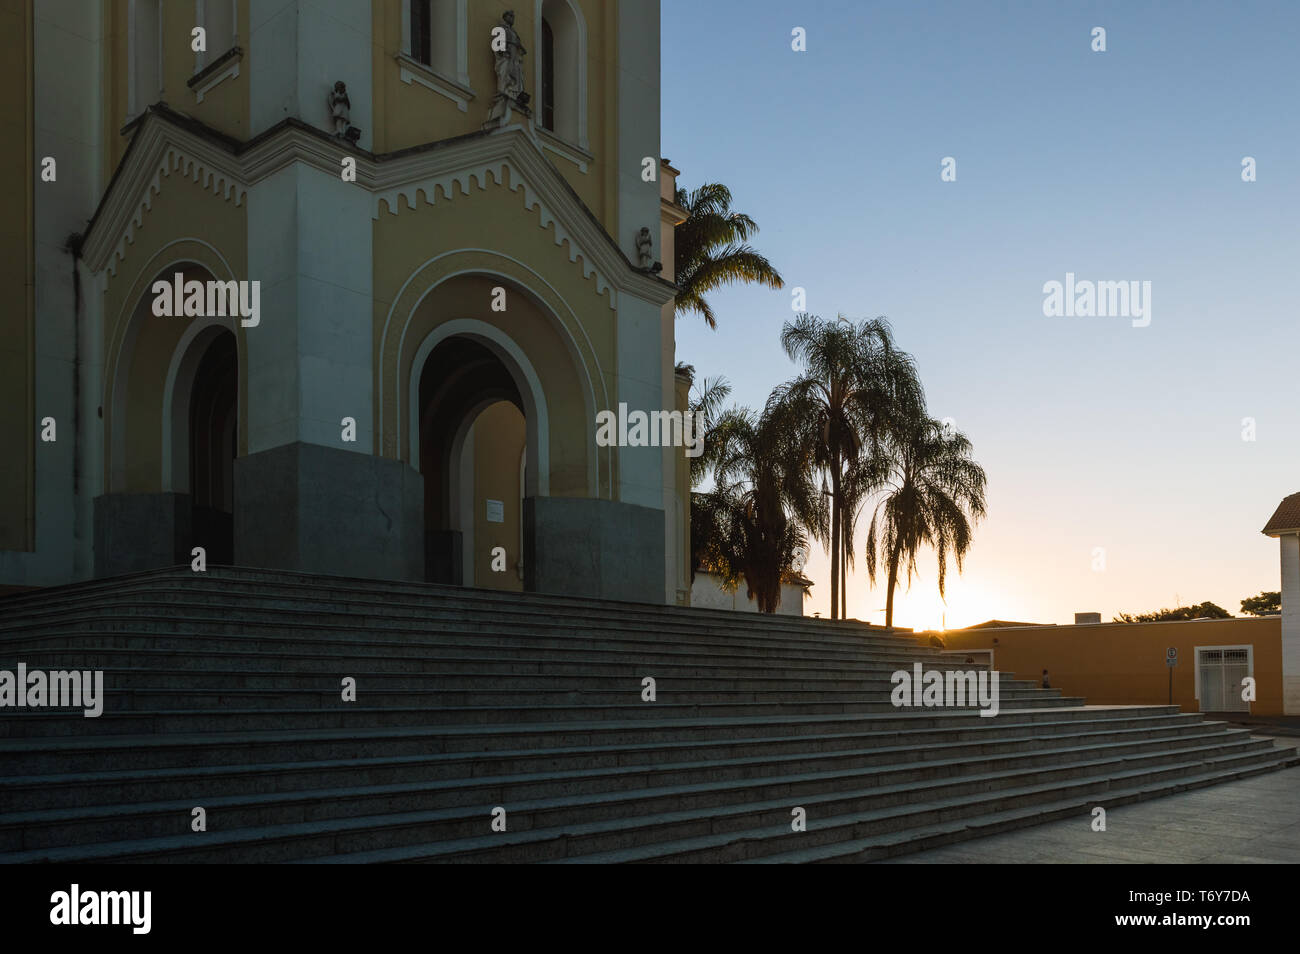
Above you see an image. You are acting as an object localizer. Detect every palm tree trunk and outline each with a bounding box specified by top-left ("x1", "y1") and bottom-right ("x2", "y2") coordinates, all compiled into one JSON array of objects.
[
  {"x1": 830, "y1": 467, "x2": 840, "y2": 620},
  {"x1": 840, "y1": 513, "x2": 847, "y2": 618},
  {"x1": 884, "y1": 540, "x2": 902, "y2": 629}
]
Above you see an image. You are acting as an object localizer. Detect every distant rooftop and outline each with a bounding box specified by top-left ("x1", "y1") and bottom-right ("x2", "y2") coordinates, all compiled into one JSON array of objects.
[{"x1": 1263, "y1": 492, "x2": 1300, "y2": 536}]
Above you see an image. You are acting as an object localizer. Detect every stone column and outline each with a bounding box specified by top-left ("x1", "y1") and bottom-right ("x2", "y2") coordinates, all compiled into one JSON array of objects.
[
  {"x1": 1281, "y1": 533, "x2": 1300, "y2": 714},
  {"x1": 237, "y1": 147, "x2": 424, "y2": 581}
]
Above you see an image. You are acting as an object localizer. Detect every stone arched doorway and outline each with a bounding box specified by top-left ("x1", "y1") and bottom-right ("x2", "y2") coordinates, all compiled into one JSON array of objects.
[
  {"x1": 96, "y1": 260, "x2": 247, "y2": 577},
  {"x1": 418, "y1": 335, "x2": 527, "y2": 590}
]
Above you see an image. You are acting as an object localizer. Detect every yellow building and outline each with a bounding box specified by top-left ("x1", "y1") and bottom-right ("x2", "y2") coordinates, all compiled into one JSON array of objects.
[
  {"x1": 936, "y1": 495, "x2": 1300, "y2": 717},
  {"x1": 939, "y1": 617, "x2": 1286, "y2": 716},
  {"x1": 2, "y1": 0, "x2": 694, "y2": 604}
]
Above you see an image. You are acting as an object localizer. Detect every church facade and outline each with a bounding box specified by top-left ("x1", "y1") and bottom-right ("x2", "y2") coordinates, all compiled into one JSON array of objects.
[{"x1": 1, "y1": 0, "x2": 693, "y2": 605}]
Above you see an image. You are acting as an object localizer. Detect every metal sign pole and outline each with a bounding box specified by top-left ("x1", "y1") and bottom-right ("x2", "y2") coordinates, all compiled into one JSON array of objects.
[{"x1": 1166, "y1": 647, "x2": 1178, "y2": 706}]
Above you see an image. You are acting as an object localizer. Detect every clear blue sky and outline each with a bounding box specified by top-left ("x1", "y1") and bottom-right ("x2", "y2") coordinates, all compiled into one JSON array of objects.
[{"x1": 661, "y1": 0, "x2": 1300, "y2": 628}]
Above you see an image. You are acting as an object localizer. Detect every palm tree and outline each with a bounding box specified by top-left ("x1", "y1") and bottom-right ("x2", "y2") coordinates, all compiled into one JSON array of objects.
[
  {"x1": 680, "y1": 364, "x2": 732, "y2": 583},
  {"x1": 699, "y1": 398, "x2": 825, "y2": 612},
  {"x1": 774, "y1": 314, "x2": 922, "y2": 618},
  {"x1": 865, "y1": 417, "x2": 988, "y2": 629},
  {"x1": 681, "y1": 364, "x2": 732, "y2": 489},
  {"x1": 674, "y1": 183, "x2": 784, "y2": 329}
]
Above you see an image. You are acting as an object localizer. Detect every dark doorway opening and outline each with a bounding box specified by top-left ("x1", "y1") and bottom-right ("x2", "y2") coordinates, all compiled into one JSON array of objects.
[
  {"x1": 189, "y1": 331, "x2": 237, "y2": 565},
  {"x1": 418, "y1": 336, "x2": 523, "y2": 584}
]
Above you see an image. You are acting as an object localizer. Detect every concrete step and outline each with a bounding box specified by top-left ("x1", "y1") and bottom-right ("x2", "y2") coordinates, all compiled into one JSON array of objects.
[
  {"x1": 0, "y1": 662, "x2": 1037, "y2": 694},
  {"x1": 0, "y1": 599, "x2": 922, "y2": 654},
  {"x1": 0, "y1": 566, "x2": 918, "y2": 643},
  {"x1": 750, "y1": 746, "x2": 1300, "y2": 864},
  {"x1": 0, "y1": 580, "x2": 918, "y2": 635},
  {"x1": 0, "y1": 643, "x2": 982, "y2": 683},
  {"x1": 0, "y1": 708, "x2": 1195, "y2": 774},
  {"x1": 0, "y1": 720, "x2": 1233, "y2": 812},
  {"x1": 0, "y1": 618, "x2": 943, "y2": 669},
  {"x1": 0, "y1": 685, "x2": 1062, "y2": 712},
  {"x1": 295, "y1": 747, "x2": 1295, "y2": 865},
  {"x1": 0, "y1": 694, "x2": 1088, "y2": 738},
  {"x1": 552, "y1": 748, "x2": 1300, "y2": 865},
  {"x1": 0, "y1": 647, "x2": 1002, "y2": 682},
  {"x1": 3, "y1": 739, "x2": 1281, "y2": 862},
  {"x1": 2, "y1": 566, "x2": 1290, "y2": 864},
  {"x1": 0, "y1": 733, "x2": 1268, "y2": 853}
]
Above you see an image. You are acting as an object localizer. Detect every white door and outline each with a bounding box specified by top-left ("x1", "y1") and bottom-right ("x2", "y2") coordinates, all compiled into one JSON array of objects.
[{"x1": 1197, "y1": 648, "x2": 1251, "y2": 713}]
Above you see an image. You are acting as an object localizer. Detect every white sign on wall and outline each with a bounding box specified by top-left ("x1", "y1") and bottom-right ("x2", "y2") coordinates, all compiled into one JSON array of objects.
[{"x1": 486, "y1": 499, "x2": 505, "y2": 523}]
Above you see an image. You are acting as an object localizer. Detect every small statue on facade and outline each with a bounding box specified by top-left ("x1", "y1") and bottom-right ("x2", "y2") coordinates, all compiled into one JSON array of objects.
[
  {"x1": 495, "y1": 11, "x2": 527, "y2": 102},
  {"x1": 635, "y1": 227, "x2": 654, "y2": 269},
  {"x1": 328, "y1": 81, "x2": 352, "y2": 137},
  {"x1": 486, "y1": 11, "x2": 530, "y2": 126}
]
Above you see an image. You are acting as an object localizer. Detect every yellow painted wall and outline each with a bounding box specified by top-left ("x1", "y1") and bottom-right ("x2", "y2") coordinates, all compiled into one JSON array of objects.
[
  {"x1": 113, "y1": 262, "x2": 250, "y2": 494},
  {"x1": 101, "y1": 170, "x2": 248, "y2": 491},
  {"x1": 103, "y1": 1, "x2": 249, "y2": 181},
  {"x1": 471, "y1": 400, "x2": 525, "y2": 591},
  {"x1": 171, "y1": 1, "x2": 250, "y2": 141},
  {"x1": 0, "y1": 0, "x2": 33, "y2": 550},
  {"x1": 103, "y1": 1, "x2": 129, "y2": 179},
  {"x1": 939, "y1": 617, "x2": 1285, "y2": 715},
  {"x1": 371, "y1": 0, "x2": 615, "y2": 231}
]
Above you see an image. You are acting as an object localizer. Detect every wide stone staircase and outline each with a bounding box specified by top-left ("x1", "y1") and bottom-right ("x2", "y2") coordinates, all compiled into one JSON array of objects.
[{"x1": 0, "y1": 567, "x2": 1294, "y2": 863}]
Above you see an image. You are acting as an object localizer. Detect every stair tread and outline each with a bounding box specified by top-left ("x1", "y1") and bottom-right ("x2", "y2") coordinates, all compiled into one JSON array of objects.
[
  {"x1": 1, "y1": 732, "x2": 1261, "y2": 828},
  {"x1": 0, "y1": 721, "x2": 1235, "y2": 791},
  {"x1": 747, "y1": 753, "x2": 1300, "y2": 864},
  {"x1": 9, "y1": 744, "x2": 1283, "y2": 864},
  {"x1": 3, "y1": 566, "x2": 1287, "y2": 864},
  {"x1": 314, "y1": 748, "x2": 1297, "y2": 865}
]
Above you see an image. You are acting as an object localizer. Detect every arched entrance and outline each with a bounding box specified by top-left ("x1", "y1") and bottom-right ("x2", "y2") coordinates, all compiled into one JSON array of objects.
[
  {"x1": 187, "y1": 331, "x2": 238, "y2": 564},
  {"x1": 97, "y1": 259, "x2": 247, "y2": 579},
  {"x1": 419, "y1": 336, "x2": 527, "y2": 589}
]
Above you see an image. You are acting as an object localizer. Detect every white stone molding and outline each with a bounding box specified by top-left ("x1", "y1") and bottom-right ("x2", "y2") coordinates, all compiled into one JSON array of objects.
[
  {"x1": 81, "y1": 112, "x2": 676, "y2": 310},
  {"x1": 406, "y1": 319, "x2": 551, "y2": 497}
]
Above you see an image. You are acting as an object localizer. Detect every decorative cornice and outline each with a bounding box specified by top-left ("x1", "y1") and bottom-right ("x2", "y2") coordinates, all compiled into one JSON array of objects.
[
  {"x1": 81, "y1": 106, "x2": 678, "y2": 308},
  {"x1": 661, "y1": 195, "x2": 688, "y2": 226},
  {"x1": 370, "y1": 148, "x2": 617, "y2": 304},
  {"x1": 82, "y1": 118, "x2": 247, "y2": 276}
]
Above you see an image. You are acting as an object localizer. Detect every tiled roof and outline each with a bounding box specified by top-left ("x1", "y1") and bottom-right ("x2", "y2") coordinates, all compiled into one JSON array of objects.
[{"x1": 1263, "y1": 492, "x2": 1300, "y2": 535}]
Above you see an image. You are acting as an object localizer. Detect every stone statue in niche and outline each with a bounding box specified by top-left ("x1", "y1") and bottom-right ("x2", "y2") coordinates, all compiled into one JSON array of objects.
[
  {"x1": 635, "y1": 227, "x2": 654, "y2": 269},
  {"x1": 329, "y1": 81, "x2": 362, "y2": 143},
  {"x1": 486, "y1": 11, "x2": 531, "y2": 127}
]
